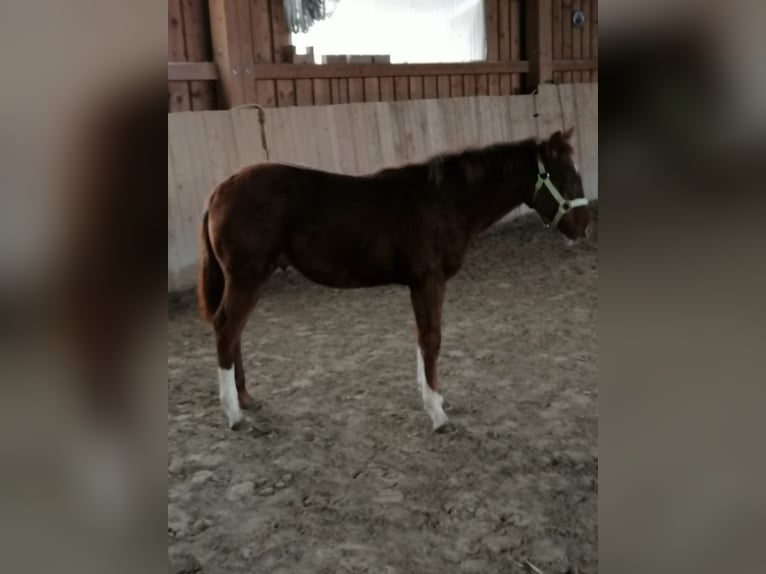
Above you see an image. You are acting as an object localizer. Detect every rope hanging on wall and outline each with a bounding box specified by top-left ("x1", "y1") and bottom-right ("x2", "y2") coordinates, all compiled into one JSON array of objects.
[{"x1": 283, "y1": 0, "x2": 340, "y2": 34}]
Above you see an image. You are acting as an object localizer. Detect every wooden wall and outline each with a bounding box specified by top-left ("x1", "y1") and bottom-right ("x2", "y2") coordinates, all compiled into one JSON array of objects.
[
  {"x1": 168, "y1": 0, "x2": 217, "y2": 112},
  {"x1": 168, "y1": 85, "x2": 598, "y2": 290},
  {"x1": 168, "y1": 1, "x2": 598, "y2": 111}
]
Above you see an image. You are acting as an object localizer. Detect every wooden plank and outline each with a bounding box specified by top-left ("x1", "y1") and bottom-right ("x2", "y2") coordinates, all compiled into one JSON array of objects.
[
  {"x1": 437, "y1": 76, "x2": 450, "y2": 98},
  {"x1": 552, "y1": 0, "x2": 562, "y2": 83},
  {"x1": 500, "y1": 74, "x2": 511, "y2": 95},
  {"x1": 168, "y1": 0, "x2": 191, "y2": 111},
  {"x1": 591, "y1": 0, "x2": 598, "y2": 83},
  {"x1": 498, "y1": 0, "x2": 510, "y2": 61},
  {"x1": 510, "y1": 0, "x2": 522, "y2": 93},
  {"x1": 338, "y1": 79, "x2": 349, "y2": 103},
  {"x1": 236, "y1": 0, "x2": 257, "y2": 104},
  {"x1": 364, "y1": 77, "x2": 380, "y2": 102},
  {"x1": 168, "y1": 62, "x2": 219, "y2": 81},
  {"x1": 348, "y1": 56, "x2": 369, "y2": 103},
  {"x1": 553, "y1": 59, "x2": 598, "y2": 72},
  {"x1": 394, "y1": 77, "x2": 409, "y2": 101},
  {"x1": 409, "y1": 76, "x2": 424, "y2": 100},
  {"x1": 488, "y1": 73, "x2": 500, "y2": 95},
  {"x1": 276, "y1": 79, "x2": 296, "y2": 106},
  {"x1": 450, "y1": 75, "x2": 463, "y2": 98},
  {"x1": 562, "y1": 0, "x2": 574, "y2": 82},
  {"x1": 209, "y1": 0, "x2": 244, "y2": 107},
  {"x1": 527, "y1": 0, "x2": 554, "y2": 90},
  {"x1": 380, "y1": 77, "x2": 395, "y2": 102},
  {"x1": 330, "y1": 79, "x2": 341, "y2": 102},
  {"x1": 423, "y1": 76, "x2": 437, "y2": 99},
  {"x1": 571, "y1": 0, "x2": 583, "y2": 82},
  {"x1": 245, "y1": 61, "x2": 529, "y2": 79},
  {"x1": 313, "y1": 78, "x2": 331, "y2": 105},
  {"x1": 250, "y1": 0, "x2": 272, "y2": 62},
  {"x1": 255, "y1": 79, "x2": 276, "y2": 106},
  {"x1": 475, "y1": 74, "x2": 488, "y2": 96},
  {"x1": 463, "y1": 75, "x2": 476, "y2": 97},
  {"x1": 485, "y1": 0, "x2": 499, "y2": 61},
  {"x1": 295, "y1": 79, "x2": 313, "y2": 105},
  {"x1": 581, "y1": 0, "x2": 592, "y2": 82},
  {"x1": 269, "y1": 0, "x2": 291, "y2": 63},
  {"x1": 182, "y1": 0, "x2": 216, "y2": 110}
]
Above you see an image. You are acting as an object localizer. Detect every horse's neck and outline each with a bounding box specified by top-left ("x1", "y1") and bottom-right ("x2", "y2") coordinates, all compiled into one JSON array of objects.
[{"x1": 455, "y1": 154, "x2": 536, "y2": 235}]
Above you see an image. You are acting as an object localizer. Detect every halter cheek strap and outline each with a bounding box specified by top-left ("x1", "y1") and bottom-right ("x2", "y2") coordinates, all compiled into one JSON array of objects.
[{"x1": 534, "y1": 155, "x2": 589, "y2": 229}]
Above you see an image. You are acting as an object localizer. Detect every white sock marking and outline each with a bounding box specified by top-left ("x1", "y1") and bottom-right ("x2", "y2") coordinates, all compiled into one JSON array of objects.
[
  {"x1": 218, "y1": 367, "x2": 242, "y2": 429},
  {"x1": 416, "y1": 347, "x2": 449, "y2": 430}
]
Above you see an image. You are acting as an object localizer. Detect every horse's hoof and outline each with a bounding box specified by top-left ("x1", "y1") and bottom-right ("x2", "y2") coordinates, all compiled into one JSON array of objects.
[
  {"x1": 431, "y1": 414, "x2": 450, "y2": 433},
  {"x1": 238, "y1": 392, "x2": 256, "y2": 410},
  {"x1": 230, "y1": 419, "x2": 245, "y2": 431}
]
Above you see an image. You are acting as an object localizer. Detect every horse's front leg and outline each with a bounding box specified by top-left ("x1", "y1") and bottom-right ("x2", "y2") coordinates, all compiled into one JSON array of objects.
[{"x1": 409, "y1": 277, "x2": 449, "y2": 431}]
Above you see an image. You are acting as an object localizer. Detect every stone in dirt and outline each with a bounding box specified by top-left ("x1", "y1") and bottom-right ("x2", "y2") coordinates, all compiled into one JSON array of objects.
[{"x1": 226, "y1": 481, "x2": 254, "y2": 501}]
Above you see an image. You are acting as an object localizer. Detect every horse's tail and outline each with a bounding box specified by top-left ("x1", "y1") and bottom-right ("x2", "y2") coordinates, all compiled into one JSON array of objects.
[{"x1": 198, "y1": 210, "x2": 225, "y2": 322}]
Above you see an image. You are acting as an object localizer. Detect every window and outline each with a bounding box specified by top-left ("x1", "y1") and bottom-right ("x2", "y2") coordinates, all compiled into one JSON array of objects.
[{"x1": 291, "y1": 0, "x2": 486, "y2": 63}]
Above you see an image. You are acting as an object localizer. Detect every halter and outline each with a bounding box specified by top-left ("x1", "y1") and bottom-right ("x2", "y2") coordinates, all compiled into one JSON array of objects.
[{"x1": 534, "y1": 155, "x2": 589, "y2": 229}]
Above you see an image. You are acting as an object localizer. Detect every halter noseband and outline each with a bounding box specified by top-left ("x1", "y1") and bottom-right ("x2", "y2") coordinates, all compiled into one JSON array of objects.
[{"x1": 534, "y1": 155, "x2": 588, "y2": 229}]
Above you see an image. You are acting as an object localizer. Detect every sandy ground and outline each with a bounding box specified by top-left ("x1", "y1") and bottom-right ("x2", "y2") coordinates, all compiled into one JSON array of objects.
[{"x1": 168, "y1": 208, "x2": 598, "y2": 574}]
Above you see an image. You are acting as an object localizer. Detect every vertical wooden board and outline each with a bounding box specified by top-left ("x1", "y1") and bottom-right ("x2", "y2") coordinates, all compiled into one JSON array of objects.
[
  {"x1": 450, "y1": 75, "x2": 463, "y2": 97},
  {"x1": 313, "y1": 79, "x2": 331, "y2": 105},
  {"x1": 374, "y1": 102, "x2": 397, "y2": 166},
  {"x1": 571, "y1": 0, "x2": 583, "y2": 82},
  {"x1": 394, "y1": 77, "x2": 409, "y2": 101},
  {"x1": 364, "y1": 78, "x2": 380, "y2": 102},
  {"x1": 236, "y1": 0, "x2": 257, "y2": 103},
  {"x1": 208, "y1": 0, "x2": 244, "y2": 107},
  {"x1": 379, "y1": 78, "x2": 395, "y2": 102},
  {"x1": 182, "y1": 0, "x2": 216, "y2": 110},
  {"x1": 437, "y1": 76, "x2": 450, "y2": 98},
  {"x1": 476, "y1": 74, "x2": 488, "y2": 96},
  {"x1": 276, "y1": 79, "x2": 296, "y2": 106},
  {"x1": 510, "y1": 0, "x2": 522, "y2": 93},
  {"x1": 534, "y1": 84, "x2": 564, "y2": 139},
  {"x1": 327, "y1": 105, "x2": 358, "y2": 173},
  {"x1": 572, "y1": 84, "x2": 598, "y2": 198},
  {"x1": 309, "y1": 106, "x2": 339, "y2": 169},
  {"x1": 269, "y1": 0, "x2": 290, "y2": 62},
  {"x1": 168, "y1": 0, "x2": 191, "y2": 111},
  {"x1": 591, "y1": 0, "x2": 598, "y2": 83},
  {"x1": 485, "y1": 0, "x2": 499, "y2": 60},
  {"x1": 338, "y1": 79, "x2": 349, "y2": 103},
  {"x1": 464, "y1": 75, "x2": 476, "y2": 97},
  {"x1": 202, "y1": 112, "x2": 240, "y2": 185},
  {"x1": 348, "y1": 78, "x2": 365, "y2": 102},
  {"x1": 250, "y1": 0, "x2": 273, "y2": 62},
  {"x1": 552, "y1": 0, "x2": 562, "y2": 83},
  {"x1": 488, "y1": 74, "x2": 500, "y2": 95},
  {"x1": 500, "y1": 74, "x2": 511, "y2": 95},
  {"x1": 255, "y1": 79, "x2": 276, "y2": 107},
  {"x1": 409, "y1": 77, "x2": 423, "y2": 100},
  {"x1": 562, "y1": 0, "x2": 573, "y2": 82},
  {"x1": 423, "y1": 99, "x2": 449, "y2": 155},
  {"x1": 351, "y1": 103, "x2": 385, "y2": 173},
  {"x1": 296, "y1": 79, "x2": 314, "y2": 105},
  {"x1": 423, "y1": 76, "x2": 437, "y2": 99},
  {"x1": 498, "y1": 0, "x2": 510, "y2": 60},
  {"x1": 580, "y1": 0, "x2": 592, "y2": 82},
  {"x1": 330, "y1": 79, "x2": 341, "y2": 103},
  {"x1": 230, "y1": 108, "x2": 269, "y2": 168}
]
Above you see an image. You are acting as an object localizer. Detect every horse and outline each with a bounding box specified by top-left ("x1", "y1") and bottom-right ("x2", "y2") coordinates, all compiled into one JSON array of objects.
[{"x1": 198, "y1": 127, "x2": 592, "y2": 431}]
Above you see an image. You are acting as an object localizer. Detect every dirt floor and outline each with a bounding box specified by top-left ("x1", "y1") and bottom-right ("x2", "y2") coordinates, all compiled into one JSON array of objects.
[{"x1": 168, "y1": 208, "x2": 598, "y2": 574}]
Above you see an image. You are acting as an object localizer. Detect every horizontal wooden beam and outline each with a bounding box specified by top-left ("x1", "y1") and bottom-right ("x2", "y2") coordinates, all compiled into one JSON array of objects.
[
  {"x1": 246, "y1": 60, "x2": 530, "y2": 80},
  {"x1": 552, "y1": 59, "x2": 598, "y2": 72},
  {"x1": 168, "y1": 62, "x2": 219, "y2": 81},
  {"x1": 167, "y1": 60, "x2": 597, "y2": 84}
]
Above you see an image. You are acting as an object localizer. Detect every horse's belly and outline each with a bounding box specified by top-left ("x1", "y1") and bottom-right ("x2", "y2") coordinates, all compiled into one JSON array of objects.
[{"x1": 286, "y1": 249, "x2": 403, "y2": 288}]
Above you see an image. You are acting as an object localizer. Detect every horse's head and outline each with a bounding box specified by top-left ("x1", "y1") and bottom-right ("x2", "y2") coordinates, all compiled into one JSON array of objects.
[{"x1": 532, "y1": 127, "x2": 593, "y2": 242}]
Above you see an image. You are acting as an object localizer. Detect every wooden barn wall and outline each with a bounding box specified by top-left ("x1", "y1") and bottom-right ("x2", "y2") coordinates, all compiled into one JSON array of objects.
[
  {"x1": 551, "y1": 0, "x2": 598, "y2": 83},
  {"x1": 168, "y1": 0, "x2": 218, "y2": 111},
  {"x1": 168, "y1": 84, "x2": 598, "y2": 290}
]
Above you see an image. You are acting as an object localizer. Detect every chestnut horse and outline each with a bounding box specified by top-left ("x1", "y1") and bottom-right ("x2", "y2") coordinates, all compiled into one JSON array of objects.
[{"x1": 199, "y1": 128, "x2": 592, "y2": 431}]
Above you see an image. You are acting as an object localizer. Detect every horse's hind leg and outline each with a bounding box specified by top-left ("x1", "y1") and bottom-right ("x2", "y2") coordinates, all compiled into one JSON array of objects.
[
  {"x1": 213, "y1": 276, "x2": 265, "y2": 429},
  {"x1": 410, "y1": 277, "x2": 449, "y2": 431}
]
